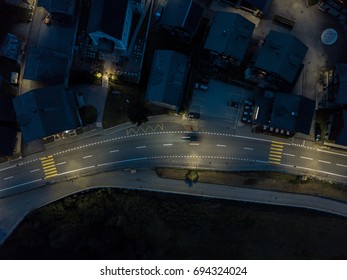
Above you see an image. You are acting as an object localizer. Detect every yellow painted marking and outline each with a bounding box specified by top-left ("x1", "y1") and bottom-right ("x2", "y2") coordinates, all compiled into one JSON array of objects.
[
  {"x1": 271, "y1": 144, "x2": 284, "y2": 148},
  {"x1": 126, "y1": 123, "x2": 164, "y2": 135},
  {"x1": 269, "y1": 150, "x2": 282, "y2": 155},
  {"x1": 40, "y1": 155, "x2": 58, "y2": 179},
  {"x1": 272, "y1": 141, "x2": 285, "y2": 145},
  {"x1": 45, "y1": 173, "x2": 58, "y2": 179},
  {"x1": 268, "y1": 161, "x2": 281, "y2": 164},
  {"x1": 269, "y1": 157, "x2": 281, "y2": 161},
  {"x1": 43, "y1": 166, "x2": 57, "y2": 172},
  {"x1": 42, "y1": 161, "x2": 55, "y2": 167},
  {"x1": 270, "y1": 147, "x2": 283, "y2": 152},
  {"x1": 269, "y1": 154, "x2": 282, "y2": 158}
]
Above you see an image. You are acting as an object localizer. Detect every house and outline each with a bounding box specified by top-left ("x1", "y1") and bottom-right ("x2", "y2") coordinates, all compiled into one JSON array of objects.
[
  {"x1": 267, "y1": 92, "x2": 315, "y2": 135},
  {"x1": 12, "y1": 85, "x2": 81, "y2": 143},
  {"x1": 246, "y1": 31, "x2": 308, "y2": 91},
  {"x1": 38, "y1": 0, "x2": 76, "y2": 16},
  {"x1": 131, "y1": 0, "x2": 146, "y2": 13},
  {"x1": 146, "y1": 50, "x2": 189, "y2": 112},
  {"x1": 23, "y1": 47, "x2": 69, "y2": 85},
  {"x1": 317, "y1": 0, "x2": 347, "y2": 20},
  {"x1": 0, "y1": 92, "x2": 18, "y2": 156},
  {"x1": 87, "y1": 0, "x2": 133, "y2": 51},
  {"x1": 160, "y1": 0, "x2": 203, "y2": 42},
  {"x1": 0, "y1": 33, "x2": 22, "y2": 63},
  {"x1": 221, "y1": 0, "x2": 273, "y2": 17},
  {"x1": 204, "y1": 12, "x2": 255, "y2": 68},
  {"x1": 334, "y1": 63, "x2": 347, "y2": 104}
]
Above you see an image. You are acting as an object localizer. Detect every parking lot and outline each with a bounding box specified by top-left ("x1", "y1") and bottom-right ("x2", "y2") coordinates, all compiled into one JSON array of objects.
[{"x1": 189, "y1": 79, "x2": 260, "y2": 127}]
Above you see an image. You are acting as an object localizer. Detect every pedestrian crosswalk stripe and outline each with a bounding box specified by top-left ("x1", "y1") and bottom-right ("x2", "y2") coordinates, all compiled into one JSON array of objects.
[
  {"x1": 269, "y1": 141, "x2": 284, "y2": 164},
  {"x1": 40, "y1": 155, "x2": 58, "y2": 179}
]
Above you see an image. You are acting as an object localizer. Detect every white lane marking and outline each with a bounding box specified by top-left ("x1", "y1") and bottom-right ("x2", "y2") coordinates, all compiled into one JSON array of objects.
[
  {"x1": 56, "y1": 162, "x2": 66, "y2": 166},
  {"x1": 216, "y1": 144, "x2": 226, "y2": 147},
  {"x1": 318, "y1": 160, "x2": 331, "y2": 164},
  {"x1": 3, "y1": 176, "x2": 13, "y2": 180},
  {"x1": 109, "y1": 150, "x2": 119, "y2": 153},
  {"x1": 83, "y1": 155, "x2": 93, "y2": 159},
  {"x1": 233, "y1": 134, "x2": 290, "y2": 145},
  {"x1": 136, "y1": 146, "x2": 146, "y2": 149},
  {"x1": 336, "y1": 163, "x2": 347, "y2": 168},
  {"x1": 0, "y1": 165, "x2": 16, "y2": 172},
  {"x1": 30, "y1": 169, "x2": 40, "y2": 173},
  {"x1": 283, "y1": 153, "x2": 295, "y2": 157},
  {"x1": 0, "y1": 178, "x2": 43, "y2": 193},
  {"x1": 190, "y1": 143, "x2": 199, "y2": 146},
  {"x1": 163, "y1": 144, "x2": 173, "y2": 146},
  {"x1": 301, "y1": 156, "x2": 313, "y2": 161},
  {"x1": 317, "y1": 149, "x2": 347, "y2": 157},
  {"x1": 244, "y1": 147, "x2": 253, "y2": 150}
]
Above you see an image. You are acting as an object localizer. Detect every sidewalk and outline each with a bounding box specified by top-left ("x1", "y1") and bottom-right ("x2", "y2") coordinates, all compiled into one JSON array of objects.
[{"x1": 2, "y1": 167, "x2": 347, "y2": 245}]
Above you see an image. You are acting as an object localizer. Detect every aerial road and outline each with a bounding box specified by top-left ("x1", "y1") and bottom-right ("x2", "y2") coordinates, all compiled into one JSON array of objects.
[{"x1": 1, "y1": 116, "x2": 347, "y2": 198}]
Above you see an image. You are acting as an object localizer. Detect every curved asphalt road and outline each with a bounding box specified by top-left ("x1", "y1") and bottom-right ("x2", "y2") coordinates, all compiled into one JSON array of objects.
[{"x1": 1, "y1": 115, "x2": 347, "y2": 243}]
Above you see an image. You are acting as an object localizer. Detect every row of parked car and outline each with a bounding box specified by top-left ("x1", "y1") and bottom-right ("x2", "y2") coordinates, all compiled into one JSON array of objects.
[{"x1": 241, "y1": 99, "x2": 255, "y2": 124}]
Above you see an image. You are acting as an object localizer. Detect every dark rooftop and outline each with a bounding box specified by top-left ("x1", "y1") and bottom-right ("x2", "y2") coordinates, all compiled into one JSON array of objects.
[
  {"x1": 255, "y1": 31, "x2": 308, "y2": 84},
  {"x1": 23, "y1": 47, "x2": 69, "y2": 85},
  {"x1": 13, "y1": 86, "x2": 80, "y2": 143},
  {"x1": 335, "y1": 63, "x2": 347, "y2": 104},
  {"x1": 269, "y1": 92, "x2": 315, "y2": 134},
  {"x1": 244, "y1": 0, "x2": 273, "y2": 14},
  {"x1": 160, "y1": 0, "x2": 203, "y2": 35},
  {"x1": 87, "y1": 0, "x2": 128, "y2": 40},
  {"x1": 336, "y1": 110, "x2": 347, "y2": 146},
  {"x1": 38, "y1": 0, "x2": 75, "y2": 15},
  {"x1": 204, "y1": 12, "x2": 255, "y2": 62},
  {"x1": 0, "y1": 33, "x2": 22, "y2": 62},
  {"x1": 146, "y1": 50, "x2": 188, "y2": 111}
]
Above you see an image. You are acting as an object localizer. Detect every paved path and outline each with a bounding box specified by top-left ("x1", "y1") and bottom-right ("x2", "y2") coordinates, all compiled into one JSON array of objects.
[{"x1": 1, "y1": 167, "x2": 347, "y2": 245}]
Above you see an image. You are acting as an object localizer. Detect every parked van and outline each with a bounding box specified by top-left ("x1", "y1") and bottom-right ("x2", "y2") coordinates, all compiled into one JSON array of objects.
[{"x1": 155, "y1": 5, "x2": 164, "y2": 22}]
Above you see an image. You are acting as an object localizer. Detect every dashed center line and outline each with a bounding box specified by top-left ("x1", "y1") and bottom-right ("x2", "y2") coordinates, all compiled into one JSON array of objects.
[
  {"x1": 190, "y1": 143, "x2": 199, "y2": 146},
  {"x1": 318, "y1": 160, "x2": 331, "y2": 164},
  {"x1": 163, "y1": 144, "x2": 173, "y2": 146},
  {"x1": 30, "y1": 169, "x2": 40, "y2": 173},
  {"x1": 244, "y1": 147, "x2": 253, "y2": 150},
  {"x1": 337, "y1": 163, "x2": 347, "y2": 168},
  {"x1": 301, "y1": 156, "x2": 313, "y2": 161},
  {"x1": 136, "y1": 146, "x2": 146, "y2": 149},
  {"x1": 282, "y1": 153, "x2": 295, "y2": 157},
  {"x1": 109, "y1": 150, "x2": 119, "y2": 153},
  {"x1": 56, "y1": 162, "x2": 66, "y2": 166},
  {"x1": 3, "y1": 176, "x2": 13, "y2": 180},
  {"x1": 83, "y1": 155, "x2": 93, "y2": 159},
  {"x1": 217, "y1": 144, "x2": 226, "y2": 147}
]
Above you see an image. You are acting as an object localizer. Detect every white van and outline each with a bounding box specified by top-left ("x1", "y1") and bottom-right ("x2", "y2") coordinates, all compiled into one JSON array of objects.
[{"x1": 11, "y1": 72, "x2": 19, "y2": 85}]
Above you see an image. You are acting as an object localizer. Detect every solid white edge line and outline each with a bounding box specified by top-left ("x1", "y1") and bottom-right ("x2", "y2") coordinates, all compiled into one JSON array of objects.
[{"x1": 0, "y1": 178, "x2": 43, "y2": 192}]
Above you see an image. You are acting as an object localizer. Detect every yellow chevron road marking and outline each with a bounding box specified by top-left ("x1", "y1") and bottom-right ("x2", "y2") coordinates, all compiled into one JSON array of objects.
[{"x1": 126, "y1": 123, "x2": 164, "y2": 135}]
